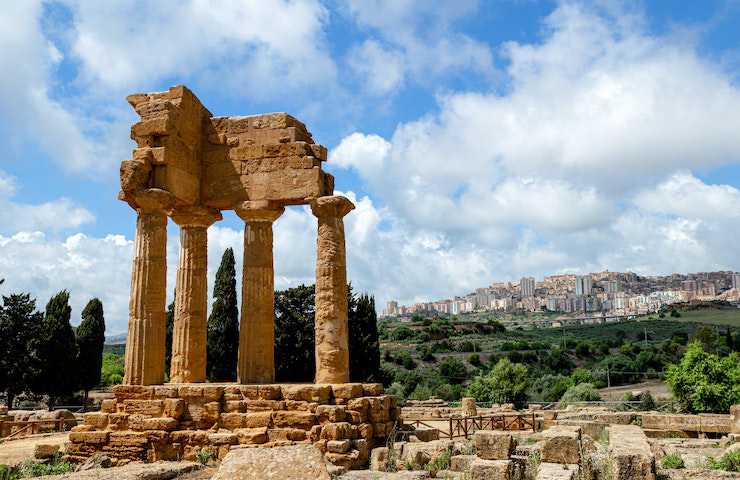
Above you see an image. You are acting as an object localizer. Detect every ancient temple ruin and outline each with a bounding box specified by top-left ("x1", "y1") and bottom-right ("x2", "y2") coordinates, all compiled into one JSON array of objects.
[{"x1": 118, "y1": 85, "x2": 354, "y2": 385}]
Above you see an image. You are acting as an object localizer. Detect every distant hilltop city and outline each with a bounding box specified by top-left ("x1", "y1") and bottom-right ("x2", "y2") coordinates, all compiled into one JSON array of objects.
[{"x1": 382, "y1": 270, "x2": 740, "y2": 317}]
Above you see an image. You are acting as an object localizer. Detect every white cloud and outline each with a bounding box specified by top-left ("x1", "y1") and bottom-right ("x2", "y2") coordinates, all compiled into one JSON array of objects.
[
  {"x1": 0, "y1": 171, "x2": 94, "y2": 232},
  {"x1": 342, "y1": 0, "x2": 493, "y2": 95},
  {"x1": 62, "y1": 0, "x2": 336, "y2": 96}
]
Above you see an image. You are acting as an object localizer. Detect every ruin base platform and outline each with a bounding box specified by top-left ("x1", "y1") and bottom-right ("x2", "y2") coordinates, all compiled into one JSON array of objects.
[{"x1": 65, "y1": 382, "x2": 397, "y2": 470}]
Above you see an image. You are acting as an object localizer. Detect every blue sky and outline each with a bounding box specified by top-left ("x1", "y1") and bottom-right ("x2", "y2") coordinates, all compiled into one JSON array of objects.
[{"x1": 2, "y1": 0, "x2": 740, "y2": 334}]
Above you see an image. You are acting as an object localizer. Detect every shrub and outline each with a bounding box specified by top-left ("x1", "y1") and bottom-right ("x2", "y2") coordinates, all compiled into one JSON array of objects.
[
  {"x1": 570, "y1": 368, "x2": 595, "y2": 385},
  {"x1": 465, "y1": 358, "x2": 529, "y2": 407},
  {"x1": 661, "y1": 453, "x2": 685, "y2": 469},
  {"x1": 439, "y1": 357, "x2": 468, "y2": 384},
  {"x1": 665, "y1": 342, "x2": 740, "y2": 413},
  {"x1": 409, "y1": 384, "x2": 434, "y2": 401},
  {"x1": 196, "y1": 449, "x2": 212, "y2": 465},
  {"x1": 386, "y1": 382, "x2": 406, "y2": 403},
  {"x1": 528, "y1": 375, "x2": 573, "y2": 403},
  {"x1": 467, "y1": 353, "x2": 481, "y2": 366},
  {"x1": 707, "y1": 450, "x2": 740, "y2": 472},
  {"x1": 559, "y1": 383, "x2": 601, "y2": 406}
]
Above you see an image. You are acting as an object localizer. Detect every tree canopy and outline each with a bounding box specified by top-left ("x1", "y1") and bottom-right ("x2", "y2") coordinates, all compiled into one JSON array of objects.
[
  {"x1": 207, "y1": 248, "x2": 239, "y2": 381},
  {"x1": 76, "y1": 298, "x2": 106, "y2": 399},
  {"x1": 0, "y1": 294, "x2": 43, "y2": 408}
]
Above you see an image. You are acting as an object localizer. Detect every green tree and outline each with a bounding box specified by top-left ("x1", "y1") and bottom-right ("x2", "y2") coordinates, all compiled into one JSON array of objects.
[
  {"x1": 34, "y1": 291, "x2": 78, "y2": 409},
  {"x1": 438, "y1": 357, "x2": 467, "y2": 384},
  {"x1": 465, "y1": 358, "x2": 529, "y2": 407},
  {"x1": 207, "y1": 249, "x2": 240, "y2": 381},
  {"x1": 100, "y1": 353, "x2": 124, "y2": 386},
  {"x1": 559, "y1": 383, "x2": 601, "y2": 406},
  {"x1": 275, "y1": 284, "x2": 316, "y2": 382},
  {"x1": 0, "y1": 294, "x2": 43, "y2": 408},
  {"x1": 665, "y1": 342, "x2": 740, "y2": 413},
  {"x1": 165, "y1": 297, "x2": 174, "y2": 378},
  {"x1": 76, "y1": 299, "x2": 105, "y2": 409},
  {"x1": 348, "y1": 290, "x2": 381, "y2": 382}
]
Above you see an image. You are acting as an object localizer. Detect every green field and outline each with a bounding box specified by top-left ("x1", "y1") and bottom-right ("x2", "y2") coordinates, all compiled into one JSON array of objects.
[{"x1": 673, "y1": 307, "x2": 740, "y2": 326}]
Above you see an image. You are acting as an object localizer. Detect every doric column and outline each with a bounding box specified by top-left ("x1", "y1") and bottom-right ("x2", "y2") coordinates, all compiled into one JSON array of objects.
[
  {"x1": 310, "y1": 195, "x2": 355, "y2": 384},
  {"x1": 169, "y1": 207, "x2": 222, "y2": 384},
  {"x1": 234, "y1": 201, "x2": 284, "y2": 384},
  {"x1": 123, "y1": 189, "x2": 173, "y2": 385}
]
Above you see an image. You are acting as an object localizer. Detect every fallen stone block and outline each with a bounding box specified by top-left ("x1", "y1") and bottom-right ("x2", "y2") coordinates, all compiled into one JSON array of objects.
[
  {"x1": 470, "y1": 458, "x2": 512, "y2": 480},
  {"x1": 474, "y1": 430, "x2": 516, "y2": 460},
  {"x1": 212, "y1": 444, "x2": 330, "y2": 480},
  {"x1": 450, "y1": 454, "x2": 476, "y2": 472},
  {"x1": 536, "y1": 463, "x2": 579, "y2": 480},
  {"x1": 608, "y1": 425, "x2": 656, "y2": 480},
  {"x1": 538, "y1": 425, "x2": 582, "y2": 465},
  {"x1": 34, "y1": 443, "x2": 60, "y2": 459}
]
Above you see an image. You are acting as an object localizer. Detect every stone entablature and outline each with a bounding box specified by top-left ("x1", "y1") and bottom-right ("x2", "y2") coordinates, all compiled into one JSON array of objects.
[
  {"x1": 118, "y1": 85, "x2": 354, "y2": 385},
  {"x1": 65, "y1": 383, "x2": 397, "y2": 470}
]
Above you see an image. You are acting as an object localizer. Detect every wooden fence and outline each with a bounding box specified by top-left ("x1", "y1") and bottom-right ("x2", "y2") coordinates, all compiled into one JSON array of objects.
[
  {"x1": 0, "y1": 418, "x2": 75, "y2": 443},
  {"x1": 407, "y1": 413, "x2": 537, "y2": 439}
]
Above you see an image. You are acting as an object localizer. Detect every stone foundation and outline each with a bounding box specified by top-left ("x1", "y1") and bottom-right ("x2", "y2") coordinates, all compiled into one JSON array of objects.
[{"x1": 64, "y1": 383, "x2": 397, "y2": 470}]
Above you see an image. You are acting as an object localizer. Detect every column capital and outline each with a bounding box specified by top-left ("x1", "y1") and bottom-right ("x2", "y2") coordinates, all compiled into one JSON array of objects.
[
  {"x1": 170, "y1": 206, "x2": 222, "y2": 228},
  {"x1": 234, "y1": 200, "x2": 284, "y2": 223},
  {"x1": 129, "y1": 188, "x2": 175, "y2": 214},
  {"x1": 310, "y1": 195, "x2": 355, "y2": 219}
]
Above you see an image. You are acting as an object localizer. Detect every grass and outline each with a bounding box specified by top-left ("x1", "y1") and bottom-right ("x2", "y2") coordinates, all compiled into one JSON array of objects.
[
  {"x1": 196, "y1": 449, "x2": 212, "y2": 466},
  {"x1": 706, "y1": 450, "x2": 740, "y2": 472},
  {"x1": 674, "y1": 308, "x2": 740, "y2": 326},
  {"x1": 660, "y1": 453, "x2": 685, "y2": 469},
  {"x1": 9, "y1": 456, "x2": 74, "y2": 479}
]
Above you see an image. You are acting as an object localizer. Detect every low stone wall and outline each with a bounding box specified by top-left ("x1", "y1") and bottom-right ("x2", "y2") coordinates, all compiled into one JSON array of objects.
[
  {"x1": 64, "y1": 382, "x2": 397, "y2": 470},
  {"x1": 608, "y1": 425, "x2": 656, "y2": 480},
  {"x1": 641, "y1": 413, "x2": 730, "y2": 434}
]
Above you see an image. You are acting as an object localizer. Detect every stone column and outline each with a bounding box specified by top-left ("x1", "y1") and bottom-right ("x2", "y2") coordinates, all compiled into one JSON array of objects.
[
  {"x1": 234, "y1": 201, "x2": 284, "y2": 384},
  {"x1": 310, "y1": 195, "x2": 355, "y2": 384},
  {"x1": 169, "y1": 208, "x2": 222, "y2": 384},
  {"x1": 123, "y1": 190, "x2": 172, "y2": 385}
]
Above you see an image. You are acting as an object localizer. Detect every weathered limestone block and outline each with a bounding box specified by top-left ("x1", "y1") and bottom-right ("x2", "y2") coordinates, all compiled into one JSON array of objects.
[
  {"x1": 272, "y1": 410, "x2": 317, "y2": 430},
  {"x1": 70, "y1": 431, "x2": 110, "y2": 445},
  {"x1": 370, "y1": 447, "x2": 390, "y2": 471},
  {"x1": 239, "y1": 384, "x2": 283, "y2": 400},
  {"x1": 317, "y1": 405, "x2": 348, "y2": 424},
  {"x1": 321, "y1": 422, "x2": 354, "y2": 441},
  {"x1": 536, "y1": 463, "x2": 579, "y2": 480},
  {"x1": 34, "y1": 444, "x2": 60, "y2": 459},
  {"x1": 451, "y1": 454, "x2": 477, "y2": 472},
  {"x1": 84, "y1": 412, "x2": 109, "y2": 429},
  {"x1": 184, "y1": 400, "x2": 221, "y2": 429},
  {"x1": 731, "y1": 405, "x2": 740, "y2": 434},
  {"x1": 108, "y1": 413, "x2": 129, "y2": 431},
  {"x1": 235, "y1": 201, "x2": 283, "y2": 384},
  {"x1": 401, "y1": 440, "x2": 454, "y2": 467},
  {"x1": 462, "y1": 397, "x2": 477, "y2": 417},
  {"x1": 171, "y1": 430, "x2": 209, "y2": 445},
  {"x1": 170, "y1": 208, "x2": 221, "y2": 383},
  {"x1": 208, "y1": 433, "x2": 238, "y2": 445},
  {"x1": 153, "y1": 385, "x2": 178, "y2": 398},
  {"x1": 268, "y1": 428, "x2": 307, "y2": 442},
  {"x1": 285, "y1": 400, "x2": 319, "y2": 412},
  {"x1": 221, "y1": 411, "x2": 273, "y2": 430},
  {"x1": 123, "y1": 195, "x2": 170, "y2": 386},
  {"x1": 470, "y1": 458, "x2": 513, "y2": 480},
  {"x1": 333, "y1": 384, "x2": 365, "y2": 403},
  {"x1": 327, "y1": 439, "x2": 352, "y2": 454},
  {"x1": 363, "y1": 384, "x2": 385, "y2": 396},
  {"x1": 123, "y1": 399, "x2": 164, "y2": 416},
  {"x1": 282, "y1": 384, "x2": 332, "y2": 403},
  {"x1": 163, "y1": 398, "x2": 186, "y2": 418},
  {"x1": 100, "y1": 399, "x2": 118, "y2": 413},
  {"x1": 474, "y1": 431, "x2": 516, "y2": 460},
  {"x1": 113, "y1": 385, "x2": 154, "y2": 400},
  {"x1": 234, "y1": 427, "x2": 268, "y2": 445},
  {"x1": 607, "y1": 425, "x2": 656, "y2": 480},
  {"x1": 246, "y1": 399, "x2": 287, "y2": 411},
  {"x1": 212, "y1": 444, "x2": 330, "y2": 480},
  {"x1": 311, "y1": 196, "x2": 355, "y2": 384},
  {"x1": 539, "y1": 426, "x2": 582, "y2": 465}
]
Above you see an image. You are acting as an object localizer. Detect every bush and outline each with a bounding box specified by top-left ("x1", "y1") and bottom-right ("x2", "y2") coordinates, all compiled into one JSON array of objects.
[
  {"x1": 665, "y1": 342, "x2": 740, "y2": 413},
  {"x1": 391, "y1": 326, "x2": 414, "y2": 341},
  {"x1": 386, "y1": 382, "x2": 406, "y2": 403},
  {"x1": 409, "y1": 384, "x2": 434, "y2": 401},
  {"x1": 395, "y1": 351, "x2": 416, "y2": 370},
  {"x1": 438, "y1": 357, "x2": 467, "y2": 384},
  {"x1": 465, "y1": 358, "x2": 529, "y2": 407},
  {"x1": 528, "y1": 375, "x2": 573, "y2": 403},
  {"x1": 467, "y1": 353, "x2": 481, "y2": 366},
  {"x1": 570, "y1": 368, "x2": 595, "y2": 385},
  {"x1": 100, "y1": 353, "x2": 124, "y2": 387},
  {"x1": 707, "y1": 450, "x2": 740, "y2": 472},
  {"x1": 661, "y1": 453, "x2": 685, "y2": 469},
  {"x1": 559, "y1": 383, "x2": 601, "y2": 406}
]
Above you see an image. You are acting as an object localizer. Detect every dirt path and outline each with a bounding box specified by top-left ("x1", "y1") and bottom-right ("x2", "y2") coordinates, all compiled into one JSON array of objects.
[
  {"x1": 599, "y1": 380, "x2": 672, "y2": 401},
  {"x1": 0, "y1": 433, "x2": 68, "y2": 466}
]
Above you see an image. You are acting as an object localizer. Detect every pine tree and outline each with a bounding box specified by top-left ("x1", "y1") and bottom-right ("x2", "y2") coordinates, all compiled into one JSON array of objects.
[
  {"x1": 207, "y1": 248, "x2": 239, "y2": 381},
  {"x1": 348, "y1": 289, "x2": 381, "y2": 382},
  {"x1": 165, "y1": 296, "x2": 175, "y2": 378},
  {"x1": 34, "y1": 291, "x2": 79, "y2": 410},
  {"x1": 76, "y1": 298, "x2": 106, "y2": 410},
  {"x1": 0, "y1": 294, "x2": 43, "y2": 408}
]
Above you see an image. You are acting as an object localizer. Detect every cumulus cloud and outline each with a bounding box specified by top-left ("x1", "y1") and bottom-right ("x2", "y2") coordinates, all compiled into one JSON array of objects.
[
  {"x1": 342, "y1": 0, "x2": 493, "y2": 95},
  {"x1": 0, "y1": 171, "x2": 94, "y2": 232}
]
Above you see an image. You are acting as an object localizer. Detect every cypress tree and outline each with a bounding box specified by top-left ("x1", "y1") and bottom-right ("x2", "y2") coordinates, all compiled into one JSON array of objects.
[
  {"x1": 165, "y1": 296, "x2": 175, "y2": 378},
  {"x1": 35, "y1": 291, "x2": 78, "y2": 410},
  {"x1": 348, "y1": 289, "x2": 381, "y2": 382},
  {"x1": 274, "y1": 284, "x2": 316, "y2": 382},
  {"x1": 76, "y1": 298, "x2": 106, "y2": 409},
  {"x1": 207, "y1": 248, "x2": 239, "y2": 381},
  {"x1": 0, "y1": 293, "x2": 43, "y2": 408}
]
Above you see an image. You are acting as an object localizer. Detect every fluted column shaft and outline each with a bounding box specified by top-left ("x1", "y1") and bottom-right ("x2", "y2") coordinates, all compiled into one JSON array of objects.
[
  {"x1": 234, "y1": 201, "x2": 284, "y2": 384},
  {"x1": 169, "y1": 209, "x2": 221, "y2": 383},
  {"x1": 124, "y1": 210, "x2": 168, "y2": 385},
  {"x1": 311, "y1": 196, "x2": 355, "y2": 384}
]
